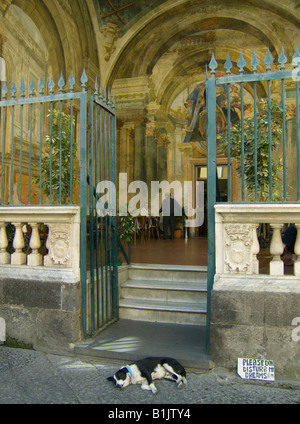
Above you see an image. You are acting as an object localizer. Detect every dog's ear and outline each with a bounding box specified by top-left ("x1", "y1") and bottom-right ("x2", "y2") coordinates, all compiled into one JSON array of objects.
[{"x1": 107, "y1": 376, "x2": 115, "y2": 382}]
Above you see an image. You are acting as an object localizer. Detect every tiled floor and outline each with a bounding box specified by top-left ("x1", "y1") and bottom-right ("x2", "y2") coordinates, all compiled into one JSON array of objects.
[
  {"x1": 129, "y1": 237, "x2": 294, "y2": 275},
  {"x1": 129, "y1": 237, "x2": 207, "y2": 266}
]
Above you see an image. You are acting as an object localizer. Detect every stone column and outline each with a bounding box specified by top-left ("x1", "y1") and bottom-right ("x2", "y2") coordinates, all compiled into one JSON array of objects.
[
  {"x1": 177, "y1": 143, "x2": 193, "y2": 183},
  {"x1": 145, "y1": 132, "x2": 157, "y2": 187},
  {"x1": 134, "y1": 123, "x2": 146, "y2": 182},
  {"x1": 178, "y1": 143, "x2": 194, "y2": 235},
  {"x1": 157, "y1": 144, "x2": 167, "y2": 182}
]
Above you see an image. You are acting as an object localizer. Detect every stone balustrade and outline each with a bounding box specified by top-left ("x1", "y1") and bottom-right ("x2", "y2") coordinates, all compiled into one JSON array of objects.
[
  {"x1": 215, "y1": 203, "x2": 300, "y2": 277},
  {"x1": 0, "y1": 206, "x2": 80, "y2": 283}
]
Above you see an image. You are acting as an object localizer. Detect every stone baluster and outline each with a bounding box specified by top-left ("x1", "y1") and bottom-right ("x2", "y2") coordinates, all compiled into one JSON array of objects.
[
  {"x1": 293, "y1": 223, "x2": 300, "y2": 276},
  {"x1": 0, "y1": 222, "x2": 10, "y2": 264},
  {"x1": 11, "y1": 223, "x2": 26, "y2": 265},
  {"x1": 269, "y1": 223, "x2": 284, "y2": 276},
  {"x1": 252, "y1": 224, "x2": 260, "y2": 274},
  {"x1": 27, "y1": 223, "x2": 42, "y2": 266}
]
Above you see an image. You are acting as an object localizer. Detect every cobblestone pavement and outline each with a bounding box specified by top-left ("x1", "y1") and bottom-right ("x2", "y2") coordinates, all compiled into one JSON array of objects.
[{"x1": 1, "y1": 346, "x2": 300, "y2": 405}]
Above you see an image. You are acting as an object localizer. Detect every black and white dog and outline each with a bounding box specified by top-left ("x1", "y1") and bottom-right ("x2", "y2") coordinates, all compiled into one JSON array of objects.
[{"x1": 107, "y1": 357, "x2": 187, "y2": 394}]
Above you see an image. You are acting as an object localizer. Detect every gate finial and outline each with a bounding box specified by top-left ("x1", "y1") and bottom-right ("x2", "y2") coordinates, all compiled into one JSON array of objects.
[
  {"x1": 38, "y1": 76, "x2": 45, "y2": 95},
  {"x1": 58, "y1": 73, "x2": 65, "y2": 93},
  {"x1": 94, "y1": 76, "x2": 98, "y2": 96},
  {"x1": 1, "y1": 81, "x2": 7, "y2": 99},
  {"x1": 80, "y1": 69, "x2": 88, "y2": 91},
  {"x1": 99, "y1": 79, "x2": 103, "y2": 100},
  {"x1": 10, "y1": 80, "x2": 16, "y2": 99},
  {"x1": 251, "y1": 49, "x2": 259, "y2": 74},
  {"x1": 68, "y1": 71, "x2": 75, "y2": 92},
  {"x1": 237, "y1": 51, "x2": 246, "y2": 74},
  {"x1": 264, "y1": 48, "x2": 273, "y2": 72},
  {"x1": 293, "y1": 46, "x2": 300, "y2": 67},
  {"x1": 224, "y1": 52, "x2": 232, "y2": 75},
  {"x1": 209, "y1": 52, "x2": 218, "y2": 76},
  {"x1": 48, "y1": 74, "x2": 55, "y2": 94},
  {"x1": 20, "y1": 77, "x2": 26, "y2": 98},
  {"x1": 279, "y1": 46, "x2": 287, "y2": 70},
  {"x1": 29, "y1": 77, "x2": 35, "y2": 97}
]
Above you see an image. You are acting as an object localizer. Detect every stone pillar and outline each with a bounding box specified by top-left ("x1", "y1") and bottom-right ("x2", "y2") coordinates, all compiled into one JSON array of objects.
[
  {"x1": 157, "y1": 144, "x2": 167, "y2": 181},
  {"x1": 178, "y1": 143, "x2": 194, "y2": 235},
  {"x1": 145, "y1": 134, "x2": 157, "y2": 186},
  {"x1": 134, "y1": 124, "x2": 146, "y2": 182},
  {"x1": 178, "y1": 143, "x2": 193, "y2": 183},
  {"x1": 113, "y1": 76, "x2": 151, "y2": 185}
]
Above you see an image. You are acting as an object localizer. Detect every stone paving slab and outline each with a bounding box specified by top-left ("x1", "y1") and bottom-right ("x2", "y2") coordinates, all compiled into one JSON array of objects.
[{"x1": 1, "y1": 346, "x2": 300, "y2": 405}]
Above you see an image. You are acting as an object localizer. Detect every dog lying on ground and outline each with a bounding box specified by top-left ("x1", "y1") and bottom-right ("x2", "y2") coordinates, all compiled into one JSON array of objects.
[{"x1": 107, "y1": 357, "x2": 187, "y2": 394}]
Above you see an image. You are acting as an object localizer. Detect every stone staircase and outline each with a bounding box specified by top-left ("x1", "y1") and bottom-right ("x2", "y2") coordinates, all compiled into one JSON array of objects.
[{"x1": 119, "y1": 264, "x2": 207, "y2": 325}]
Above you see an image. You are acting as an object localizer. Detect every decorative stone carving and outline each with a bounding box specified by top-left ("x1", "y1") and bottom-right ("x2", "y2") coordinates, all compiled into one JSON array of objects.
[
  {"x1": 100, "y1": 22, "x2": 120, "y2": 61},
  {"x1": 44, "y1": 226, "x2": 71, "y2": 267},
  {"x1": 224, "y1": 223, "x2": 259, "y2": 274}
]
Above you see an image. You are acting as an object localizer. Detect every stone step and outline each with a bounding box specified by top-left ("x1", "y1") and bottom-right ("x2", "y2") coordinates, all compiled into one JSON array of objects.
[
  {"x1": 128, "y1": 263, "x2": 207, "y2": 282},
  {"x1": 120, "y1": 279, "x2": 207, "y2": 302},
  {"x1": 119, "y1": 298, "x2": 207, "y2": 325}
]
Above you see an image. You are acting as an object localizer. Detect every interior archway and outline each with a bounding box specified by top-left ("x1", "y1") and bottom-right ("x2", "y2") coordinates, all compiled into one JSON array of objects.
[{"x1": 109, "y1": 0, "x2": 300, "y2": 264}]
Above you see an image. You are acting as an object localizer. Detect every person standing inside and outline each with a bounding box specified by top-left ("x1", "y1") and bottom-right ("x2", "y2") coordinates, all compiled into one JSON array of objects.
[{"x1": 160, "y1": 193, "x2": 181, "y2": 239}]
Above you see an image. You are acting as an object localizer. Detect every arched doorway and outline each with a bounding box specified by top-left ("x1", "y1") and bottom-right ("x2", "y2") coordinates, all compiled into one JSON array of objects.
[{"x1": 106, "y1": 0, "x2": 299, "y2": 267}]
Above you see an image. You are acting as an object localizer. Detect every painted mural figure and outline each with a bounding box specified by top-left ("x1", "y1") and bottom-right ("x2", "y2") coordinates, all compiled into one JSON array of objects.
[
  {"x1": 183, "y1": 82, "x2": 206, "y2": 143},
  {"x1": 183, "y1": 83, "x2": 242, "y2": 143}
]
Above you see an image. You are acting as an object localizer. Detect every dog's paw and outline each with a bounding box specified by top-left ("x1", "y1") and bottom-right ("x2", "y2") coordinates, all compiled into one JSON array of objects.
[
  {"x1": 178, "y1": 382, "x2": 183, "y2": 390},
  {"x1": 141, "y1": 382, "x2": 157, "y2": 394},
  {"x1": 141, "y1": 383, "x2": 151, "y2": 391},
  {"x1": 177, "y1": 378, "x2": 187, "y2": 389},
  {"x1": 150, "y1": 383, "x2": 158, "y2": 394}
]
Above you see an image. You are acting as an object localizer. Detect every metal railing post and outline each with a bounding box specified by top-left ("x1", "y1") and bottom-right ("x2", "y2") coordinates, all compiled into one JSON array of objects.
[{"x1": 206, "y1": 76, "x2": 217, "y2": 353}]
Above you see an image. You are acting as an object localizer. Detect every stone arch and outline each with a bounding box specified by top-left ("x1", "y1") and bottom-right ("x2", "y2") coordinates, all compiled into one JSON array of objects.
[
  {"x1": 109, "y1": 0, "x2": 300, "y2": 85},
  {"x1": 111, "y1": 0, "x2": 300, "y2": 188},
  {"x1": 4, "y1": 0, "x2": 99, "y2": 83}
]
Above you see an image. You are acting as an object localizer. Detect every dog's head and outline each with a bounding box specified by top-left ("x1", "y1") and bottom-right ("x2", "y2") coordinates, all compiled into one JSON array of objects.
[{"x1": 107, "y1": 367, "x2": 131, "y2": 389}]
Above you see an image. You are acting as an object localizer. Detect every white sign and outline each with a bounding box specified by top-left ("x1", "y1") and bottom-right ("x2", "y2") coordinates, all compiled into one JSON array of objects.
[{"x1": 238, "y1": 358, "x2": 275, "y2": 381}]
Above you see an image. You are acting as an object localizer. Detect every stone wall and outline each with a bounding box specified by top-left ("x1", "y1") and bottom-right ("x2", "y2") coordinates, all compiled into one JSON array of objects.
[
  {"x1": 0, "y1": 206, "x2": 82, "y2": 353},
  {"x1": 210, "y1": 275, "x2": 300, "y2": 378},
  {"x1": 0, "y1": 277, "x2": 81, "y2": 352}
]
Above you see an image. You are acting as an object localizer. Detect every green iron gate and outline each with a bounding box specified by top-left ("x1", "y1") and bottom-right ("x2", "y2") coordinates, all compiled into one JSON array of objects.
[
  {"x1": 84, "y1": 84, "x2": 119, "y2": 338},
  {"x1": 0, "y1": 70, "x2": 119, "y2": 340},
  {"x1": 205, "y1": 47, "x2": 300, "y2": 350}
]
